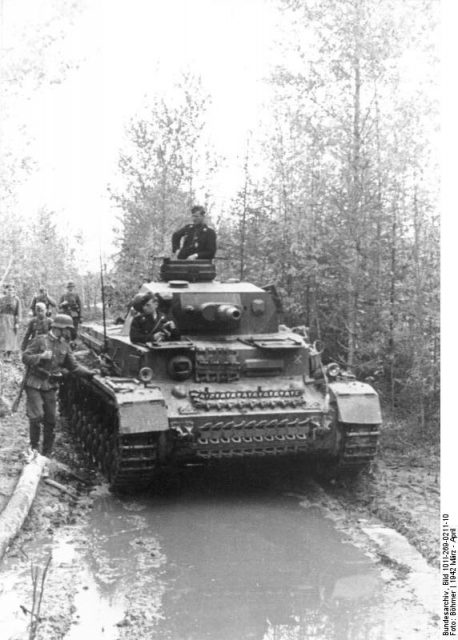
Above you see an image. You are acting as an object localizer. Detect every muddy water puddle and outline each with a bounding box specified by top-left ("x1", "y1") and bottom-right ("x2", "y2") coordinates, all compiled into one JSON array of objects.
[
  {"x1": 0, "y1": 468, "x2": 439, "y2": 639},
  {"x1": 67, "y1": 470, "x2": 391, "y2": 640}
]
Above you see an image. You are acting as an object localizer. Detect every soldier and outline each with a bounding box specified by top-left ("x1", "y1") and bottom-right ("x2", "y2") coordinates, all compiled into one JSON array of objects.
[
  {"x1": 21, "y1": 302, "x2": 52, "y2": 350},
  {"x1": 22, "y1": 314, "x2": 96, "y2": 457},
  {"x1": 30, "y1": 286, "x2": 57, "y2": 317},
  {"x1": 0, "y1": 283, "x2": 21, "y2": 361},
  {"x1": 129, "y1": 292, "x2": 179, "y2": 345},
  {"x1": 59, "y1": 281, "x2": 82, "y2": 331},
  {"x1": 171, "y1": 205, "x2": 217, "y2": 260}
]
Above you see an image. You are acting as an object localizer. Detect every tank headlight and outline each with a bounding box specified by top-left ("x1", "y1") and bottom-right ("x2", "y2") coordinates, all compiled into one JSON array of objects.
[
  {"x1": 172, "y1": 385, "x2": 188, "y2": 399},
  {"x1": 326, "y1": 363, "x2": 341, "y2": 378},
  {"x1": 139, "y1": 367, "x2": 154, "y2": 383}
]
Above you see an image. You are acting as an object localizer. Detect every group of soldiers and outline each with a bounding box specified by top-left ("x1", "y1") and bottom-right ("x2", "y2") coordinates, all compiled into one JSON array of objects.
[
  {"x1": 1, "y1": 204, "x2": 216, "y2": 459},
  {"x1": 0, "y1": 281, "x2": 83, "y2": 361},
  {"x1": 0, "y1": 280, "x2": 91, "y2": 459}
]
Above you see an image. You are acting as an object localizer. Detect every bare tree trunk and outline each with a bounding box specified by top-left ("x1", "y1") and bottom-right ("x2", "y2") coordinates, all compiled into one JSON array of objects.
[
  {"x1": 411, "y1": 181, "x2": 426, "y2": 430},
  {"x1": 347, "y1": 7, "x2": 362, "y2": 368},
  {"x1": 239, "y1": 141, "x2": 250, "y2": 280},
  {"x1": 388, "y1": 197, "x2": 398, "y2": 413},
  {"x1": 374, "y1": 85, "x2": 384, "y2": 309},
  {"x1": 188, "y1": 155, "x2": 194, "y2": 205}
]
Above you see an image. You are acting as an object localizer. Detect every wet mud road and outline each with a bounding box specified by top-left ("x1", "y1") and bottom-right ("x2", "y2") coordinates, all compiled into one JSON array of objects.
[{"x1": 1, "y1": 464, "x2": 439, "y2": 640}]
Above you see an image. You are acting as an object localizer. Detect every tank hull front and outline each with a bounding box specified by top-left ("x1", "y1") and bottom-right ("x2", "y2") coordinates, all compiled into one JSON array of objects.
[{"x1": 59, "y1": 373, "x2": 380, "y2": 491}]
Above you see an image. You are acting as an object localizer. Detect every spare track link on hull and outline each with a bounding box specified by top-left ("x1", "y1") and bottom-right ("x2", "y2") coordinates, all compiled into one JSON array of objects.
[
  {"x1": 59, "y1": 377, "x2": 157, "y2": 492},
  {"x1": 337, "y1": 422, "x2": 380, "y2": 472}
]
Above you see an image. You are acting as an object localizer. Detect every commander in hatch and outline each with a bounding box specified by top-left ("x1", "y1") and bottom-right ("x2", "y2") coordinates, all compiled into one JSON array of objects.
[
  {"x1": 171, "y1": 205, "x2": 216, "y2": 260},
  {"x1": 129, "y1": 292, "x2": 179, "y2": 345}
]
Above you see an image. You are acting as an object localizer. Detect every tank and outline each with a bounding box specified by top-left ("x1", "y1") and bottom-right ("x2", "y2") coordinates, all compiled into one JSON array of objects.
[{"x1": 59, "y1": 259, "x2": 382, "y2": 491}]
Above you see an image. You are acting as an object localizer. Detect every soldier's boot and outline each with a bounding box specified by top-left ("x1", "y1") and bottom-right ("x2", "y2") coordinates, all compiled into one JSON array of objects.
[
  {"x1": 42, "y1": 421, "x2": 55, "y2": 457},
  {"x1": 29, "y1": 419, "x2": 41, "y2": 452}
]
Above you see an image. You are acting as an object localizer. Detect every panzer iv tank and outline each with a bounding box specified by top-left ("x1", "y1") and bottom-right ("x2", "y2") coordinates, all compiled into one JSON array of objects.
[{"x1": 60, "y1": 260, "x2": 381, "y2": 491}]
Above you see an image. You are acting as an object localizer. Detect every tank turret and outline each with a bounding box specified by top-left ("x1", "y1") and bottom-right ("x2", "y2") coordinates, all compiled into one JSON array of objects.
[{"x1": 61, "y1": 259, "x2": 382, "y2": 492}]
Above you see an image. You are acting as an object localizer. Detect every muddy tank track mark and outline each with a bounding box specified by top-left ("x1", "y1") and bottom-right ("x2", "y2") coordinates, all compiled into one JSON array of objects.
[
  {"x1": 59, "y1": 377, "x2": 158, "y2": 492},
  {"x1": 337, "y1": 422, "x2": 380, "y2": 473}
]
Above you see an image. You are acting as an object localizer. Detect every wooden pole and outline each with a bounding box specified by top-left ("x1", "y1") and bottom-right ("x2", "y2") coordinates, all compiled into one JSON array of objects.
[{"x1": 0, "y1": 454, "x2": 47, "y2": 563}]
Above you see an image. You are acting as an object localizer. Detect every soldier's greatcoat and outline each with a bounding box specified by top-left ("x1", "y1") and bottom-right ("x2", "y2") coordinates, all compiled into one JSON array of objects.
[
  {"x1": 22, "y1": 331, "x2": 93, "y2": 454},
  {"x1": 59, "y1": 290, "x2": 82, "y2": 328},
  {"x1": 22, "y1": 332, "x2": 91, "y2": 390},
  {"x1": 0, "y1": 294, "x2": 21, "y2": 352}
]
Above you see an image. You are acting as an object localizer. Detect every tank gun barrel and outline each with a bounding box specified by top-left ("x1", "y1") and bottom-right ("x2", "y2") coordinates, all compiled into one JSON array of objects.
[
  {"x1": 193, "y1": 302, "x2": 242, "y2": 323},
  {"x1": 215, "y1": 304, "x2": 242, "y2": 322}
]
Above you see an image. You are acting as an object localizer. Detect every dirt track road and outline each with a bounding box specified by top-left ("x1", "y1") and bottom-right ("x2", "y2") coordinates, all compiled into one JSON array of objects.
[{"x1": 0, "y1": 462, "x2": 440, "y2": 640}]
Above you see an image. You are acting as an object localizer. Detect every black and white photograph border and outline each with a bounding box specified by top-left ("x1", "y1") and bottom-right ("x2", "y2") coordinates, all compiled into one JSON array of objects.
[{"x1": 0, "y1": 0, "x2": 446, "y2": 638}]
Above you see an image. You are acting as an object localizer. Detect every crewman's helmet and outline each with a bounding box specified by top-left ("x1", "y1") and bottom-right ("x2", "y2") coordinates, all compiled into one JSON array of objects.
[{"x1": 52, "y1": 314, "x2": 74, "y2": 329}]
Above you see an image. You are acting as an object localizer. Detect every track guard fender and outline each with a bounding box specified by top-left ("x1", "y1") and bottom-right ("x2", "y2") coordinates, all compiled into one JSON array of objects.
[
  {"x1": 329, "y1": 381, "x2": 382, "y2": 425},
  {"x1": 95, "y1": 377, "x2": 169, "y2": 435}
]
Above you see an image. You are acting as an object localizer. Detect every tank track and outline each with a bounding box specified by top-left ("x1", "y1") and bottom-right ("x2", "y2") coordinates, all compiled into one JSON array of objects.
[
  {"x1": 336, "y1": 422, "x2": 380, "y2": 472},
  {"x1": 59, "y1": 377, "x2": 158, "y2": 492}
]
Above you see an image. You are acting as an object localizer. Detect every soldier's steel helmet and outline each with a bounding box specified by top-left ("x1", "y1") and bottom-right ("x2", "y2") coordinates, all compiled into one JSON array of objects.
[{"x1": 52, "y1": 314, "x2": 74, "y2": 329}]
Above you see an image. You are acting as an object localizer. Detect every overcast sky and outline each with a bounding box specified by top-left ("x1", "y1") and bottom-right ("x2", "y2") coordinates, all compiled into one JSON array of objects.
[{"x1": 3, "y1": 0, "x2": 284, "y2": 267}]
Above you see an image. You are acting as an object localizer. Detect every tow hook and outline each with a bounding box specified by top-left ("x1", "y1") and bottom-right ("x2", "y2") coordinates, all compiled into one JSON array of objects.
[{"x1": 173, "y1": 425, "x2": 195, "y2": 439}]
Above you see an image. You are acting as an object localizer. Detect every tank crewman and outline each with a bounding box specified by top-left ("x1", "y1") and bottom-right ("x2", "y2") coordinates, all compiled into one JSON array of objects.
[
  {"x1": 21, "y1": 302, "x2": 52, "y2": 350},
  {"x1": 22, "y1": 314, "x2": 97, "y2": 456},
  {"x1": 30, "y1": 286, "x2": 57, "y2": 317},
  {"x1": 59, "y1": 281, "x2": 82, "y2": 331},
  {"x1": 0, "y1": 283, "x2": 21, "y2": 361},
  {"x1": 171, "y1": 205, "x2": 216, "y2": 260},
  {"x1": 129, "y1": 292, "x2": 180, "y2": 345}
]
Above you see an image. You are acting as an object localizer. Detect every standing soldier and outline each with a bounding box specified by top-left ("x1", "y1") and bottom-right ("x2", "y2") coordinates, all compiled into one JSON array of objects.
[
  {"x1": 30, "y1": 286, "x2": 57, "y2": 317},
  {"x1": 0, "y1": 283, "x2": 21, "y2": 361},
  {"x1": 22, "y1": 314, "x2": 96, "y2": 457},
  {"x1": 171, "y1": 205, "x2": 217, "y2": 260},
  {"x1": 59, "y1": 281, "x2": 82, "y2": 332},
  {"x1": 21, "y1": 302, "x2": 52, "y2": 350}
]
